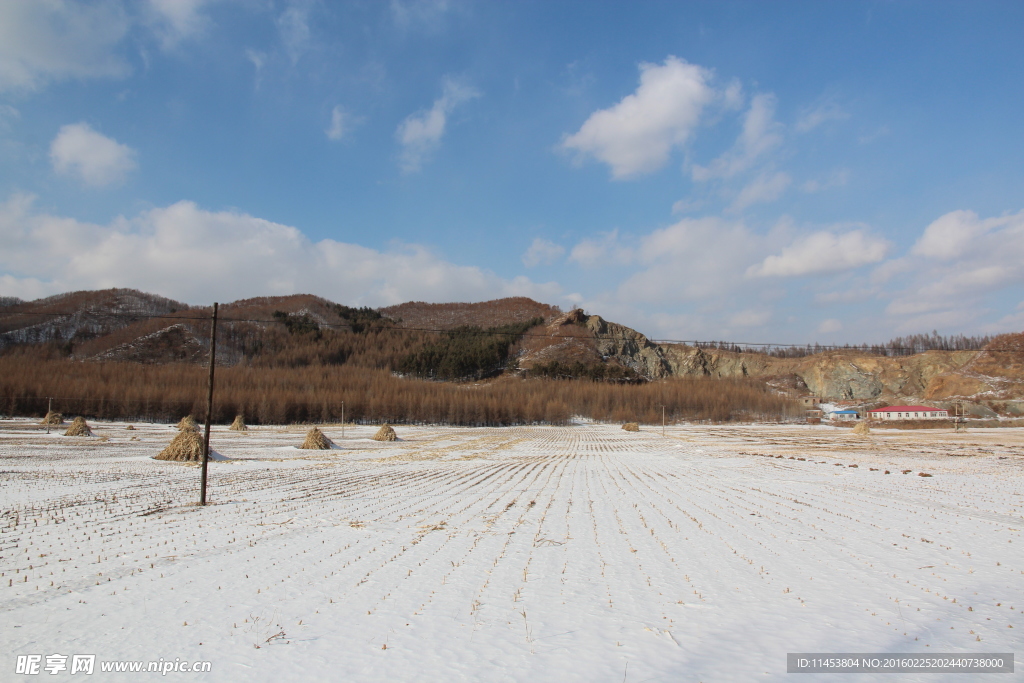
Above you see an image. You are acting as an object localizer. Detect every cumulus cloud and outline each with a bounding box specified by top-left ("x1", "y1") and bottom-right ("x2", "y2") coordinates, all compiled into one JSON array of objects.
[
  {"x1": 616, "y1": 217, "x2": 766, "y2": 304},
  {"x1": 521, "y1": 238, "x2": 565, "y2": 268},
  {"x1": 50, "y1": 123, "x2": 137, "y2": 187},
  {"x1": 883, "y1": 209, "x2": 1024, "y2": 324},
  {"x1": 396, "y1": 78, "x2": 479, "y2": 173},
  {"x1": 0, "y1": 195, "x2": 558, "y2": 306},
  {"x1": 731, "y1": 171, "x2": 791, "y2": 211},
  {"x1": 0, "y1": 0, "x2": 131, "y2": 92},
  {"x1": 561, "y1": 56, "x2": 713, "y2": 179},
  {"x1": 748, "y1": 229, "x2": 888, "y2": 277},
  {"x1": 910, "y1": 209, "x2": 996, "y2": 260},
  {"x1": 692, "y1": 93, "x2": 783, "y2": 182}
]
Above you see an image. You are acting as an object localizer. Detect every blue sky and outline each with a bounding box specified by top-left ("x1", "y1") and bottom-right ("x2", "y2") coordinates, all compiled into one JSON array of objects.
[{"x1": 1, "y1": 0, "x2": 1022, "y2": 344}]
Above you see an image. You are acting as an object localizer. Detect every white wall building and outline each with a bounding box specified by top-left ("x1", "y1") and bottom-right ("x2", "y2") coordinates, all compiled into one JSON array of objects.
[{"x1": 867, "y1": 405, "x2": 948, "y2": 420}]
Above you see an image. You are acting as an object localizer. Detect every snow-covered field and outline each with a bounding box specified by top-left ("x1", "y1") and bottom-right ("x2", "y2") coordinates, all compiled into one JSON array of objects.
[{"x1": 2, "y1": 419, "x2": 1022, "y2": 681}]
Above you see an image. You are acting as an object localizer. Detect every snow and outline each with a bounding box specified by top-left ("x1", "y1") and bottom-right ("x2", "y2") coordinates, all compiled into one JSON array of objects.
[{"x1": 2, "y1": 420, "x2": 1022, "y2": 681}]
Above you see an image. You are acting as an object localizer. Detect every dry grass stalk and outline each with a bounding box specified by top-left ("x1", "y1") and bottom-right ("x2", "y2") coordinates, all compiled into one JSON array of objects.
[
  {"x1": 41, "y1": 411, "x2": 64, "y2": 425},
  {"x1": 177, "y1": 415, "x2": 199, "y2": 432},
  {"x1": 373, "y1": 424, "x2": 398, "y2": 441},
  {"x1": 300, "y1": 427, "x2": 334, "y2": 450},
  {"x1": 621, "y1": 422, "x2": 640, "y2": 432},
  {"x1": 230, "y1": 414, "x2": 247, "y2": 431},
  {"x1": 154, "y1": 429, "x2": 205, "y2": 461},
  {"x1": 853, "y1": 421, "x2": 870, "y2": 436},
  {"x1": 63, "y1": 416, "x2": 93, "y2": 437}
]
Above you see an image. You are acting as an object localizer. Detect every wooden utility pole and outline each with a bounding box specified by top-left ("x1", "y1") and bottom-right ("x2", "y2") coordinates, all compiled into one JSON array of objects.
[
  {"x1": 46, "y1": 397, "x2": 52, "y2": 434},
  {"x1": 341, "y1": 401, "x2": 345, "y2": 439},
  {"x1": 200, "y1": 303, "x2": 218, "y2": 506}
]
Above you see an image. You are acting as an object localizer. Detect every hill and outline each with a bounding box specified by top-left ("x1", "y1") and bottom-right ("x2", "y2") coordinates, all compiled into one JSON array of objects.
[
  {"x1": 380, "y1": 297, "x2": 561, "y2": 330},
  {"x1": 0, "y1": 289, "x2": 1021, "y2": 419}
]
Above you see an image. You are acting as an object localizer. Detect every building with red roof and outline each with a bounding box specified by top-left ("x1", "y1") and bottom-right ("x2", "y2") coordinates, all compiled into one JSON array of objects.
[{"x1": 867, "y1": 405, "x2": 948, "y2": 420}]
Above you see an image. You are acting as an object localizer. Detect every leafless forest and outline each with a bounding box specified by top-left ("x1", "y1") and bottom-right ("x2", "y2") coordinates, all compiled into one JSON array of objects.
[{"x1": 0, "y1": 354, "x2": 797, "y2": 426}]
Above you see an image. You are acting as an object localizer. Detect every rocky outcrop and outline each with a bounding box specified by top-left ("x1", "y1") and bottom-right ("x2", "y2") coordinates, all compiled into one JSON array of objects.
[
  {"x1": 584, "y1": 314, "x2": 671, "y2": 378},
  {"x1": 516, "y1": 310, "x2": 1016, "y2": 407}
]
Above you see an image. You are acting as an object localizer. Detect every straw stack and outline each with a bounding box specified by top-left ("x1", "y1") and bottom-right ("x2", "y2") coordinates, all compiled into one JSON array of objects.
[
  {"x1": 63, "y1": 416, "x2": 93, "y2": 437},
  {"x1": 373, "y1": 424, "x2": 398, "y2": 441},
  {"x1": 300, "y1": 427, "x2": 334, "y2": 450}
]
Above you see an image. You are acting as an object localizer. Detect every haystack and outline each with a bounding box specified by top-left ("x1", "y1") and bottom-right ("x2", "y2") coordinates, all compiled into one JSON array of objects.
[
  {"x1": 125, "y1": 425, "x2": 135, "y2": 430},
  {"x1": 373, "y1": 424, "x2": 397, "y2": 442},
  {"x1": 177, "y1": 415, "x2": 199, "y2": 432},
  {"x1": 229, "y1": 415, "x2": 247, "y2": 431},
  {"x1": 41, "y1": 411, "x2": 64, "y2": 425},
  {"x1": 63, "y1": 416, "x2": 93, "y2": 437},
  {"x1": 621, "y1": 422, "x2": 640, "y2": 432},
  {"x1": 853, "y1": 421, "x2": 870, "y2": 436},
  {"x1": 154, "y1": 429, "x2": 205, "y2": 462},
  {"x1": 300, "y1": 427, "x2": 334, "y2": 450}
]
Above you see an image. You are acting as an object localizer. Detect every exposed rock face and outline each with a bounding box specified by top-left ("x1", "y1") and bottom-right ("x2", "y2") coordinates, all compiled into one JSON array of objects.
[
  {"x1": 584, "y1": 314, "x2": 671, "y2": 379},
  {"x1": 526, "y1": 314, "x2": 1021, "y2": 411}
]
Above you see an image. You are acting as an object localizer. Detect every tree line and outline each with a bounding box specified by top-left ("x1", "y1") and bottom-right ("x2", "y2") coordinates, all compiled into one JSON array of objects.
[{"x1": 0, "y1": 356, "x2": 799, "y2": 426}]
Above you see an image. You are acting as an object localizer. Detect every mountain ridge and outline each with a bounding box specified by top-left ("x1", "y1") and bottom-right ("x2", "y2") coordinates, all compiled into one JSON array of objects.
[{"x1": 1, "y1": 288, "x2": 1021, "y2": 416}]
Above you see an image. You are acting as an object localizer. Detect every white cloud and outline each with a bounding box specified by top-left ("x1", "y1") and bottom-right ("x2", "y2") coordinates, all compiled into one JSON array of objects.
[
  {"x1": 326, "y1": 106, "x2": 361, "y2": 142},
  {"x1": 729, "y1": 308, "x2": 771, "y2": 328},
  {"x1": 801, "y1": 169, "x2": 849, "y2": 193},
  {"x1": 721, "y1": 79, "x2": 744, "y2": 111},
  {"x1": 0, "y1": 195, "x2": 561, "y2": 306},
  {"x1": 245, "y1": 49, "x2": 266, "y2": 89},
  {"x1": 391, "y1": 0, "x2": 453, "y2": 30},
  {"x1": 50, "y1": 122, "x2": 137, "y2": 187},
  {"x1": 883, "y1": 209, "x2": 1024, "y2": 324},
  {"x1": 795, "y1": 100, "x2": 847, "y2": 133},
  {"x1": 817, "y1": 318, "x2": 843, "y2": 334},
  {"x1": 748, "y1": 229, "x2": 888, "y2": 277},
  {"x1": 145, "y1": 0, "x2": 212, "y2": 48},
  {"x1": 670, "y1": 198, "x2": 704, "y2": 215},
  {"x1": 0, "y1": 0, "x2": 131, "y2": 92},
  {"x1": 396, "y1": 78, "x2": 479, "y2": 173},
  {"x1": 521, "y1": 238, "x2": 565, "y2": 268},
  {"x1": 692, "y1": 93, "x2": 783, "y2": 182},
  {"x1": 911, "y1": 209, "x2": 994, "y2": 260},
  {"x1": 277, "y1": 0, "x2": 313, "y2": 65},
  {"x1": 0, "y1": 104, "x2": 19, "y2": 130},
  {"x1": 561, "y1": 56, "x2": 713, "y2": 179},
  {"x1": 731, "y1": 171, "x2": 791, "y2": 211},
  {"x1": 568, "y1": 230, "x2": 633, "y2": 268},
  {"x1": 617, "y1": 217, "x2": 766, "y2": 304}
]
